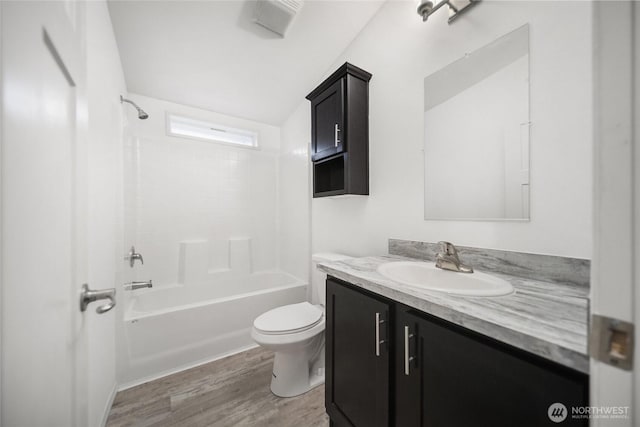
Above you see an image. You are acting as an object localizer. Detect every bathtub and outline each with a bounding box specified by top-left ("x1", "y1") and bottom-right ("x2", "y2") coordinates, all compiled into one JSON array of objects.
[{"x1": 119, "y1": 271, "x2": 307, "y2": 387}]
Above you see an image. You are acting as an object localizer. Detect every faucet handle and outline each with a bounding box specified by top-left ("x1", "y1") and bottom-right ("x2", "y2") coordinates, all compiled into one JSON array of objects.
[
  {"x1": 437, "y1": 241, "x2": 458, "y2": 256},
  {"x1": 126, "y1": 246, "x2": 144, "y2": 268}
]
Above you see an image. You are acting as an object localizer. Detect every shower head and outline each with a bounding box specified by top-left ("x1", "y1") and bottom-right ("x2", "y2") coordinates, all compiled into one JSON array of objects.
[{"x1": 120, "y1": 95, "x2": 149, "y2": 120}]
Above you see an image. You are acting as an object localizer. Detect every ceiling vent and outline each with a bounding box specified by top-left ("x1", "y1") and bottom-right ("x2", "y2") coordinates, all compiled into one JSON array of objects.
[{"x1": 254, "y1": 0, "x2": 303, "y2": 37}]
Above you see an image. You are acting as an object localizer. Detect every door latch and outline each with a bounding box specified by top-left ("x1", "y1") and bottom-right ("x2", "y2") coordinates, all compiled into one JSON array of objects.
[{"x1": 590, "y1": 314, "x2": 634, "y2": 371}]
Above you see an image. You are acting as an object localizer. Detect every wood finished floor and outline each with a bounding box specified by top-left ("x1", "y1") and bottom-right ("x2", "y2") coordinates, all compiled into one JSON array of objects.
[{"x1": 106, "y1": 347, "x2": 329, "y2": 427}]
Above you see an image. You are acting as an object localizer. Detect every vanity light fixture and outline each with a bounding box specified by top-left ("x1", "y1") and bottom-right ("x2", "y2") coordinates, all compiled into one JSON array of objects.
[{"x1": 417, "y1": 0, "x2": 478, "y2": 23}]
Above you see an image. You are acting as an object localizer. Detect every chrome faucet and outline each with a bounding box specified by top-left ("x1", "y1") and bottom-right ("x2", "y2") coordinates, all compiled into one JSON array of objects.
[
  {"x1": 435, "y1": 241, "x2": 474, "y2": 273},
  {"x1": 124, "y1": 280, "x2": 153, "y2": 291}
]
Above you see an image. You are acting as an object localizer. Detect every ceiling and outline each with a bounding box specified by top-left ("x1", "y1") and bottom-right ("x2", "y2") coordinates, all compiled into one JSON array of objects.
[{"x1": 108, "y1": 0, "x2": 385, "y2": 125}]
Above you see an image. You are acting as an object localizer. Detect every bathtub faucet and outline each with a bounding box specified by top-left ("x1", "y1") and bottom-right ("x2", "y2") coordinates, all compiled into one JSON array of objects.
[{"x1": 124, "y1": 280, "x2": 153, "y2": 291}]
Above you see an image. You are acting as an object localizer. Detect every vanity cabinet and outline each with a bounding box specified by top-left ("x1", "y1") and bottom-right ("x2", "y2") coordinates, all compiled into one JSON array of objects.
[
  {"x1": 326, "y1": 278, "x2": 390, "y2": 427},
  {"x1": 306, "y1": 63, "x2": 371, "y2": 198},
  {"x1": 395, "y1": 308, "x2": 588, "y2": 427},
  {"x1": 326, "y1": 277, "x2": 589, "y2": 427}
]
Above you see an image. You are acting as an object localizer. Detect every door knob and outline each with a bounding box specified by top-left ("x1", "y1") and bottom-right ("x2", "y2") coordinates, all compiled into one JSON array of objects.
[{"x1": 79, "y1": 284, "x2": 116, "y2": 314}]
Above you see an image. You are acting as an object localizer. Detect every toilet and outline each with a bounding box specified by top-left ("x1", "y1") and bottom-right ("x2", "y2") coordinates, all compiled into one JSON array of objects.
[{"x1": 251, "y1": 253, "x2": 351, "y2": 397}]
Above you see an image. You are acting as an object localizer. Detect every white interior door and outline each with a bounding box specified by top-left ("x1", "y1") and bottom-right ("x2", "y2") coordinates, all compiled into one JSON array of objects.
[
  {"x1": 1, "y1": 1, "x2": 91, "y2": 426},
  {"x1": 590, "y1": 1, "x2": 637, "y2": 426}
]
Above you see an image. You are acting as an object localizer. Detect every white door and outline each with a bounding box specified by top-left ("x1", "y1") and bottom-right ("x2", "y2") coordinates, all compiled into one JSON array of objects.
[
  {"x1": 1, "y1": 1, "x2": 94, "y2": 426},
  {"x1": 590, "y1": 1, "x2": 638, "y2": 426}
]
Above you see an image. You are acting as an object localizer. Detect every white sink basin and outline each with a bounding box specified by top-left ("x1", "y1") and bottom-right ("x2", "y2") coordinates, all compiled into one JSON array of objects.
[{"x1": 377, "y1": 261, "x2": 514, "y2": 297}]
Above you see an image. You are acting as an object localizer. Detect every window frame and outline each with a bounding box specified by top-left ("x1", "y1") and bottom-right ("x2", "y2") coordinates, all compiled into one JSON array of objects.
[{"x1": 165, "y1": 112, "x2": 260, "y2": 150}]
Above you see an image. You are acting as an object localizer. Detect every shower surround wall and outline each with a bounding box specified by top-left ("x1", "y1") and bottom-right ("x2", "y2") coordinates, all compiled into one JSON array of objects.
[
  {"x1": 116, "y1": 94, "x2": 310, "y2": 386},
  {"x1": 124, "y1": 94, "x2": 281, "y2": 287}
]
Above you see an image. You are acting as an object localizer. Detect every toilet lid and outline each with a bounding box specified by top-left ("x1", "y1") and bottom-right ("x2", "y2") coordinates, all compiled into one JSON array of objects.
[{"x1": 254, "y1": 302, "x2": 323, "y2": 334}]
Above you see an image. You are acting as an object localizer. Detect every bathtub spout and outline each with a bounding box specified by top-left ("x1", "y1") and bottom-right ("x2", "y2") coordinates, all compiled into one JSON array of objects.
[{"x1": 124, "y1": 280, "x2": 153, "y2": 291}]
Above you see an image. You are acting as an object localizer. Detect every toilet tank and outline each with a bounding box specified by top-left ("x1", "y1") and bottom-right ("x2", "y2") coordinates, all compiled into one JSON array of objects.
[{"x1": 311, "y1": 253, "x2": 352, "y2": 306}]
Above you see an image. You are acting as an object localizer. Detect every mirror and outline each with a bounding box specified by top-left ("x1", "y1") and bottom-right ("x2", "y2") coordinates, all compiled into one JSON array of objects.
[{"x1": 424, "y1": 25, "x2": 530, "y2": 221}]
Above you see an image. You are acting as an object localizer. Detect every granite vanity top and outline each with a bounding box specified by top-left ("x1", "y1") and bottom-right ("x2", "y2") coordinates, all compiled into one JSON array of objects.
[{"x1": 318, "y1": 255, "x2": 590, "y2": 374}]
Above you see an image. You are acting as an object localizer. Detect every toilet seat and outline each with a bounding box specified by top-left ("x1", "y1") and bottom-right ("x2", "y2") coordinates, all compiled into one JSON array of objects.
[{"x1": 253, "y1": 302, "x2": 323, "y2": 335}]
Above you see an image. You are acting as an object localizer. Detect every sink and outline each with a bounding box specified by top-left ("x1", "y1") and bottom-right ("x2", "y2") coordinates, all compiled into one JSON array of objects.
[{"x1": 377, "y1": 261, "x2": 514, "y2": 297}]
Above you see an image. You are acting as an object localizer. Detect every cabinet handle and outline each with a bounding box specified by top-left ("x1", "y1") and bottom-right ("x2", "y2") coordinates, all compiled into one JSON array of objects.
[
  {"x1": 375, "y1": 312, "x2": 386, "y2": 356},
  {"x1": 404, "y1": 325, "x2": 415, "y2": 375},
  {"x1": 334, "y1": 124, "x2": 341, "y2": 147}
]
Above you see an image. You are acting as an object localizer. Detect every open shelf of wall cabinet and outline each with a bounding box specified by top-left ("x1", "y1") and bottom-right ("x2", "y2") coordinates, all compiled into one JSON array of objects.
[{"x1": 306, "y1": 62, "x2": 372, "y2": 198}]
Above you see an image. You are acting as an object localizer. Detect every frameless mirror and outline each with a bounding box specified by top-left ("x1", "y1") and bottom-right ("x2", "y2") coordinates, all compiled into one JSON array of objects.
[{"x1": 424, "y1": 24, "x2": 530, "y2": 221}]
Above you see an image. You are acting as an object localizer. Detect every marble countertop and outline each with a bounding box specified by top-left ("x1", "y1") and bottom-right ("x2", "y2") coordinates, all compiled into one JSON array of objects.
[{"x1": 318, "y1": 255, "x2": 590, "y2": 374}]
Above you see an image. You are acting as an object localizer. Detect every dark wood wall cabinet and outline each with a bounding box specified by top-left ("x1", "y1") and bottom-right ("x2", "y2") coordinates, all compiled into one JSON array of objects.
[
  {"x1": 306, "y1": 63, "x2": 372, "y2": 198},
  {"x1": 326, "y1": 277, "x2": 589, "y2": 427}
]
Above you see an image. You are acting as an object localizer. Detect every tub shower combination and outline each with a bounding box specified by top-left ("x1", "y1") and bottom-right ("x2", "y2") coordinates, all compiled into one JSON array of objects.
[
  {"x1": 119, "y1": 119, "x2": 304, "y2": 386},
  {"x1": 119, "y1": 238, "x2": 306, "y2": 386}
]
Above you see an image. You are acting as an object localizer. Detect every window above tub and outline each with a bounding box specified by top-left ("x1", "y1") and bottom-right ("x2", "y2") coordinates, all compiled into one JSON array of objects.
[{"x1": 166, "y1": 113, "x2": 259, "y2": 149}]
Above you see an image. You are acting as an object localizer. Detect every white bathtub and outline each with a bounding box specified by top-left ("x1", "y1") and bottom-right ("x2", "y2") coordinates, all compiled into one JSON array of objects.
[{"x1": 119, "y1": 271, "x2": 307, "y2": 387}]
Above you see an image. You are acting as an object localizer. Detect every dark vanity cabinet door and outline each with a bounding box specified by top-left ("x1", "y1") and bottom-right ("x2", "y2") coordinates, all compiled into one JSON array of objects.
[
  {"x1": 326, "y1": 278, "x2": 390, "y2": 427},
  {"x1": 395, "y1": 308, "x2": 589, "y2": 427},
  {"x1": 310, "y1": 78, "x2": 345, "y2": 161}
]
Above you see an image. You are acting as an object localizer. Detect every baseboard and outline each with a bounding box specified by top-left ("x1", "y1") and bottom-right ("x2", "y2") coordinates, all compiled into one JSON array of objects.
[
  {"x1": 101, "y1": 383, "x2": 118, "y2": 427},
  {"x1": 117, "y1": 343, "x2": 260, "y2": 391}
]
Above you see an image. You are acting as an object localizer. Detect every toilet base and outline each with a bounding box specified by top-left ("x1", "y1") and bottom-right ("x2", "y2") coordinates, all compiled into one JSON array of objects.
[
  {"x1": 269, "y1": 336, "x2": 325, "y2": 398},
  {"x1": 270, "y1": 351, "x2": 325, "y2": 397}
]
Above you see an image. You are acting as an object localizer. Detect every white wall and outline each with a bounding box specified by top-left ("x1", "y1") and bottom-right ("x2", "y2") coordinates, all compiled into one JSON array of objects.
[
  {"x1": 283, "y1": 0, "x2": 593, "y2": 259},
  {"x1": 279, "y1": 103, "x2": 312, "y2": 284},
  {"x1": 86, "y1": 2, "x2": 127, "y2": 426},
  {"x1": 123, "y1": 94, "x2": 281, "y2": 288}
]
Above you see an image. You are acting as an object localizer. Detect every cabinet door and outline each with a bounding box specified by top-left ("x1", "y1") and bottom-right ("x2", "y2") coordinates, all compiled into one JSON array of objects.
[
  {"x1": 396, "y1": 309, "x2": 588, "y2": 427},
  {"x1": 326, "y1": 278, "x2": 390, "y2": 427},
  {"x1": 311, "y1": 78, "x2": 345, "y2": 161}
]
